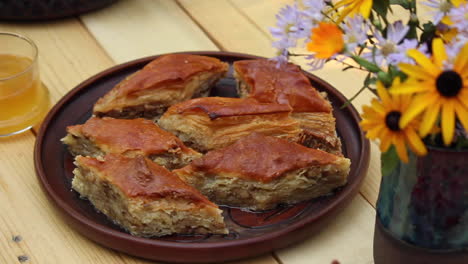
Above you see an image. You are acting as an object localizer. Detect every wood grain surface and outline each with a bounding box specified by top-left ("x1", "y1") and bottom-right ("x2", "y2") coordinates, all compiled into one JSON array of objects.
[{"x1": 0, "y1": 0, "x2": 420, "y2": 263}]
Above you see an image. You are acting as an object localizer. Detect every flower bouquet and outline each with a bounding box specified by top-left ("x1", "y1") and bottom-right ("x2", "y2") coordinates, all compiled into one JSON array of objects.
[{"x1": 269, "y1": 1, "x2": 468, "y2": 263}]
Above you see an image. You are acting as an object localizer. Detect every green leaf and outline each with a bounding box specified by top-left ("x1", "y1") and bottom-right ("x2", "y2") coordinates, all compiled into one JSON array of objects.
[
  {"x1": 364, "y1": 74, "x2": 377, "y2": 87},
  {"x1": 420, "y1": 22, "x2": 436, "y2": 44},
  {"x1": 388, "y1": 65, "x2": 408, "y2": 82},
  {"x1": 377, "y1": 71, "x2": 392, "y2": 87},
  {"x1": 373, "y1": 0, "x2": 390, "y2": 18},
  {"x1": 351, "y1": 55, "x2": 381, "y2": 73},
  {"x1": 389, "y1": 0, "x2": 411, "y2": 9},
  {"x1": 381, "y1": 146, "x2": 400, "y2": 177}
]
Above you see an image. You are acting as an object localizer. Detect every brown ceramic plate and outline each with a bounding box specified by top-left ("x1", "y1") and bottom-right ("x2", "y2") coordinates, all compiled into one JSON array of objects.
[{"x1": 34, "y1": 51, "x2": 370, "y2": 263}]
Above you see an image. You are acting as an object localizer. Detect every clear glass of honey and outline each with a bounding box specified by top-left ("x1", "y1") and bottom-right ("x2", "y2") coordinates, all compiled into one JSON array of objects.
[{"x1": 0, "y1": 32, "x2": 50, "y2": 137}]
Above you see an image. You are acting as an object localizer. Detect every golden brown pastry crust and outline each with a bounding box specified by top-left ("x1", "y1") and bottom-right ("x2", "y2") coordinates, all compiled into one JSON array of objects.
[
  {"x1": 164, "y1": 97, "x2": 293, "y2": 118},
  {"x1": 233, "y1": 59, "x2": 332, "y2": 113},
  {"x1": 66, "y1": 117, "x2": 199, "y2": 157},
  {"x1": 76, "y1": 154, "x2": 214, "y2": 204},
  {"x1": 177, "y1": 133, "x2": 339, "y2": 183},
  {"x1": 173, "y1": 133, "x2": 350, "y2": 210},
  {"x1": 291, "y1": 112, "x2": 342, "y2": 155},
  {"x1": 158, "y1": 97, "x2": 302, "y2": 152},
  {"x1": 93, "y1": 54, "x2": 228, "y2": 118}
]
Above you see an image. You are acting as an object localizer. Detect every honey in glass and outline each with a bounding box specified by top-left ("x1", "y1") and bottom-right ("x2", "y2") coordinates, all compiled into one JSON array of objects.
[{"x1": 0, "y1": 33, "x2": 50, "y2": 136}]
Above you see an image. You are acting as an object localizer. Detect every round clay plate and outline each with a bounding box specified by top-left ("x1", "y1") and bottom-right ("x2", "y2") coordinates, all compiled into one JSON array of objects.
[{"x1": 34, "y1": 51, "x2": 370, "y2": 263}]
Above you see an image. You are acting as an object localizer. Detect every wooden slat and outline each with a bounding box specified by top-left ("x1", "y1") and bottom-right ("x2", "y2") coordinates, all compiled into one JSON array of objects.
[
  {"x1": 0, "y1": 133, "x2": 156, "y2": 263},
  {"x1": 277, "y1": 196, "x2": 375, "y2": 264},
  {"x1": 80, "y1": 0, "x2": 218, "y2": 64},
  {"x1": 177, "y1": 0, "x2": 276, "y2": 57},
  {"x1": 0, "y1": 19, "x2": 154, "y2": 264}
]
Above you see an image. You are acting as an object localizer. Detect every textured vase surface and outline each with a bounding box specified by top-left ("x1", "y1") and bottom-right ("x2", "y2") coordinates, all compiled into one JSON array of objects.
[{"x1": 374, "y1": 146, "x2": 468, "y2": 264}]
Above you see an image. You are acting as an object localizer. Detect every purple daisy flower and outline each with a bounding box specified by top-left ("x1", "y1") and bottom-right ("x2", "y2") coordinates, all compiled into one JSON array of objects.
[
  {"x1": 362, "y1": 21, "x2": 410, "y2": 67},
  {"x1": 300, "y1": 0, "x2": 327, "y2": 41},
  {"x1": 387, "y1": 39, "x2": 419, "y2": 65},
  {"x1": 449, "y1": 3, "x2": 468, "y2": 36},
  {"x1": 422, "y1": 0, "x2": 453, "y2": 24},
  {"x1": 306, "y1": 55, "x2": 327, "y2": 71},
  {"x1": 342, "y1": 15, "x2": 369, "y2": 54},
  {"x1": 303, "y1": 0, "x2": 326, "y2": 23},
  {"x1": 444, "y1": 36, "x2": 468, "y2": 68},
  {"x1": 269, "y1": 3, "x2": 303, "y2": 49}
]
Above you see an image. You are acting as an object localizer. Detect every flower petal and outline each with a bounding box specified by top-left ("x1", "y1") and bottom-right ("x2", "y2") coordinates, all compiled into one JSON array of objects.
[
  {"x1": 407, "y1": 49, "x2": 440, "y2": 77},
  {"x1": 458, "y1": 89, "x2": 468, "y2": 109},
  {"x1": 336, "y1": 5, "x2": 355, "y2": 23},
  {"x1": 371, "y1": 99, "x2": 386, "y2": 114},
  {"x1": 452, "y1": 0, "x2": 465, "y2": 7},
  {"x1": 419, "y1": 101, "x2": 441, "y2": 137},
  {"x1": 400, "y1": 94, "x2": 413, "y2": 111},
  {"x1": 400, "y1": 93, "x2": 438, "y2": 128},
  {"x1": 333, "y1": 0, "x2": 355, "y2": 9},
  {"x1": 377, "y1": 81, "x2": 392, "y2": 109},
  {"x1": 379, "y1": 129, "x2": 392, "y2": 152},
  {"x1": 399, "y1": 63, "x2": 434, "y2": 80},
  {"x1": 366, "y1": 124, "x2": 386, "y2": 139},
  {"x1": 441, "y1": 100, "x2": 455, "y2": 146},
  {"x1": 404, "y1": 128, "x2": 428, "y2": 156},
  {"x1": 432, "y1": 39, "x2": 447, "y2": 69},
  {"x1": 390, "y1": 80, "x2": 432, "y2": 94},
  {"x1": 359, "y1": 0, "x2": 372, "y2": 19},
  {"x1": 454, "y1": 43, "x2": 468, "y2": 73},
  {"x1": 454, "y1": 100, "x2": 468, "y2": 132},
  {"x1": 393, "y1": 134, "x2": 409, "y2": 163}
]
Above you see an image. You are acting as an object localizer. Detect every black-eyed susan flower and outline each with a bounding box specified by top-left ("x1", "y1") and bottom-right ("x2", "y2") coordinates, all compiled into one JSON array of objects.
[
  {"x1": 361, "y1": 81, "x2": 427, "y2": 163},
  {"x1": 306, "y1": 22, "x2": 344, "y2": 59},
  {"x1": 334, "y1": 0, "x2": 373, "y2": 22},
  {"x1": 391, "y1": 38, "x2": 468, "y2": 146}
]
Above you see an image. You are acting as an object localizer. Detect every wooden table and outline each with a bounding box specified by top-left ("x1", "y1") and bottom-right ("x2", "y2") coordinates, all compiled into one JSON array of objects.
[{"x1": 0, "y1": 0, "x2": 415, "y2": 263}]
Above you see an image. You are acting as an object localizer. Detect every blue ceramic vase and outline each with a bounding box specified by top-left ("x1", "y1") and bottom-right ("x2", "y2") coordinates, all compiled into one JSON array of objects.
[{"x1": 373, "y1": 146, "x2": 468, "y2": 264}]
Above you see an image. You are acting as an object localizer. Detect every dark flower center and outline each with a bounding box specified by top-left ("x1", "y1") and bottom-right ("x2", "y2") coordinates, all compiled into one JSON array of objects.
[
  {"x1": 385, "y1": 111, "x2": 401, "y2": 131},
  {"x1": 436, "y1": 71, "x2": 463, "y2": 97}
]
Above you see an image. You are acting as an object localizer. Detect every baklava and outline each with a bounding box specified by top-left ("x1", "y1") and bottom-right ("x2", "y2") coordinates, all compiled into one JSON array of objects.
[
  {"x1": 158, "y1": 97, "x2": 302, "y2": 152},
  {"x1": 233, "y1": 59, "x2": 342, "y2": 154},
  {"x1": 93, "y1": 54, "x2": 228, "y2": 119},
  {"x1": 73, "y1": 154, "x2": 228, "y2": 237},
  {"x1": 174, "y1": 133, "x2": 351, "y2": 211},
  {"x1": 62, "y1": 117, "x2": 201, "y2": 169}
]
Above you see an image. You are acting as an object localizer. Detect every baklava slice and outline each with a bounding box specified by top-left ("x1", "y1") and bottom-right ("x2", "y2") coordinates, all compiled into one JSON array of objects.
[
  {"x1": 93, "y1": 54, "x2": 228, "y2": 119},
  {"x1": 62, "y1": 117, "x2": 201, "y2": 169},
  {"x1": 158, "y1": 97, "x2": 302, "y2": 152},
  {"x1": 73, "y1": 154, "x2": 228, "y2": 237},
  {"x1": 233, "y1": 59, "x2": 342, "y2": 154},
  {"x1": 174, "y1": 133, "x2": 350, "y2": 211}
]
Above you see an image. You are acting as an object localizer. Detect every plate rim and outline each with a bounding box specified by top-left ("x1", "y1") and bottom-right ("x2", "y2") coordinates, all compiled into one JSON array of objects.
[{"x1": 34, "y1": 51, "x2": 370, "y2": 261}]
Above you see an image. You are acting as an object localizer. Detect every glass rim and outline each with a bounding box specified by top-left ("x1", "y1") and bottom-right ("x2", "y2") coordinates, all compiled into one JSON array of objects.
[{"x1": 0, "y1": 32, "x2": 38, "y2": 82}]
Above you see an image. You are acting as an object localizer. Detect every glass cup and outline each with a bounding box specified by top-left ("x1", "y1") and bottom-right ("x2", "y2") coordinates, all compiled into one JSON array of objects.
[{"x1": 0, "y1": 32, "x2": 50, "y2": 136}]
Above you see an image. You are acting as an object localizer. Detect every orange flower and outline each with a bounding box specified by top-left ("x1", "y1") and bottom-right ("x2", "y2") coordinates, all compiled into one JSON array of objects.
[{"x1": 307, "y1": 22, "x2": 344, "y2": 59}]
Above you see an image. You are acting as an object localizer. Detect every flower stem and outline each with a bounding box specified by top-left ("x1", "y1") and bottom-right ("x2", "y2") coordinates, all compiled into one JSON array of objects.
[{"x1": 332, "y1": 58, "x2": 368, "y2": 72}]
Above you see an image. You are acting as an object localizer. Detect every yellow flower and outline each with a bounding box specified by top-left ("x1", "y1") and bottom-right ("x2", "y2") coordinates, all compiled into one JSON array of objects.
[
  {"x1": 436, "y1": 26, "x2": 458, "y2": 42},
  {"x1": 334, "y1": 0, "x2": 373, "y2": 22},
  {"x1": 391, "y1": 39, "x2": 468, "y2": 146},
  {"x1": 360, "y1": 80, "x2": 427, "y2": 163},
  {"x1": 306, "y1": 22, "x2": 344, "y2": 59}
]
